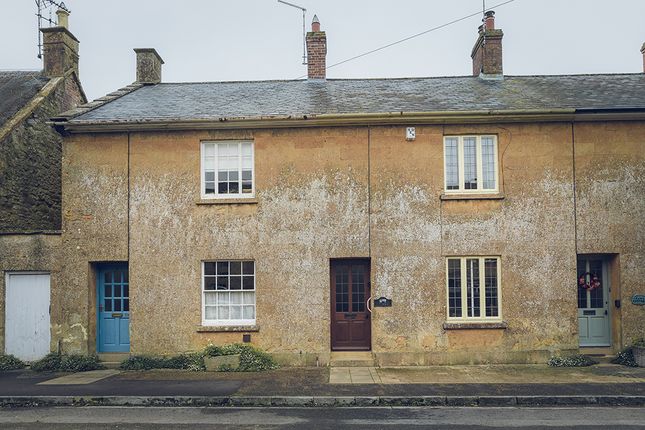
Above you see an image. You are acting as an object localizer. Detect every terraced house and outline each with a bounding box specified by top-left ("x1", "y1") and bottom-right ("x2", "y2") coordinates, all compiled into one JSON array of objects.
[{"x1": 3, "y1": 11, "x2": 645, "y2": 366}]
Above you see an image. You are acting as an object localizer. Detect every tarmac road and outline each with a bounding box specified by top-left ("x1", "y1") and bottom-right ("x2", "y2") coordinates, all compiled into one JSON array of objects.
[{"x1": 0, "y1": 406, "x2": 644, "y2": 429}]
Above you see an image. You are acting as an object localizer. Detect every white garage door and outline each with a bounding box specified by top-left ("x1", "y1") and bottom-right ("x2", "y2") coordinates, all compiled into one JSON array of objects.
[{"x1": 5, "y1": 273, "x2": 51, "y2": 361}]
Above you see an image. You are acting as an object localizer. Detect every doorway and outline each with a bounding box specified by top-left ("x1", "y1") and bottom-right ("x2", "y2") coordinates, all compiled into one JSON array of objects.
[
  {"x1": 330, "y1": 259, "x2": 371, "y2": 351},
  {"x1": 577, "y1": 257, "x2": 610, "y2": 347},
  {"x1": 96, "y1": 263, "x2": 130, "y2": 353}
]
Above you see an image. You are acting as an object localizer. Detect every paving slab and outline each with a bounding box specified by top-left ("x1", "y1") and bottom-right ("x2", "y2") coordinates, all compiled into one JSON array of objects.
[{"x1": 38, "y1": 370, "x2": 121, "y2": 386}]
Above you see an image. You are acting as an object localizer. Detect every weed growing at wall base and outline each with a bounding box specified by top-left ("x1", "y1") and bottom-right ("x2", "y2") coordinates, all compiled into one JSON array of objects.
[
  {"x1": 0, "y1": 354, "x2": 26, "y2": 371},
  {"x1": 547, "y1": 354, "x2": 598, "y2": 367},
  {"x1": 204, "y1": 344, "x2": 279, "y2": 372},
  {"x1": 30, "y1": 353, "x2": 104, "y2": 372}
]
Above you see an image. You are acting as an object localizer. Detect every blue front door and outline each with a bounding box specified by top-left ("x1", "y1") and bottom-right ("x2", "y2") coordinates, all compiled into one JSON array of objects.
[{"x1": 97, "y1": 264, "x2": 130, "y2": 352}]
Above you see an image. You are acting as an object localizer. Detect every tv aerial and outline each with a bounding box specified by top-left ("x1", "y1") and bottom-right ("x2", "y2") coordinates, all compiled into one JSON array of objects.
[
  {"x1": 35, "y1": 0, "x2": 70, "y2": 59},
  {"x1": 277, "y1": 0, "x2": 307, "y2": 65}
]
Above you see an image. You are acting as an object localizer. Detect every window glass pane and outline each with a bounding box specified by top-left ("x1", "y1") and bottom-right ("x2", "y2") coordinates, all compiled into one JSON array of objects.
[
  {"x1": 589, "y1": 260, "x2": 604, "y2": 309},
  {"x1": 481, "y1": 137, "x2": 496, "y2": 189},
  {"x1": 231, "y1": 292, "x2": 243, "y2": 304},
  {"x1": 335, "y1": 267, "x2": 349, "y2": 313},
  {"x1": 243, "y1": 305, "x2": 255, "y2": 319},
  {"x1": 229, "y1": 181, "x2": 239, "y2": 194},
  {"x1": 351, "y1": 266, "x2": 365, "y2": 312},
  {"x1": 218, "y1": 182, "x2": 228, "y2": 193},
  {"x1": 242, "y1": 276, "x2": 254, "y2": 290},
  {"x1": 218, "y1": 293, "x2": 230, "y2": 305},
  {"x1": 230, "y1": 261, "x2": 241, "y2": 275},
  {"x1": 205, "y1": 171, "x2": 215, "y2": 182},
  {"x1": 445, "y1": 138, "x2": 459, "y2": 190},
  {"x1": 217, "y1": 261, "x2": 229, "y2": 275},
  {"x1": 104, "y1": 272, "x2": 112, "y2": 284},
  {"x1": 203, "y1": 143, "x2": 215, "y2": 156},
  {"x1": 242, "y1": 261, "x2": 254, "y2": 275},
  {"x1": 243, "y1": 292, "x2": 255, "y2": 305},
  {"x1": 463, "y1": 137, "x2": 478, "y2": 189},
  {"x1": 218, "y1": 306, "x2": 229, "y2": 319},
  {"x1": 114, "y1": 300, "x2": 121, "y2": 311},
  {"x1": 205, "y1": 306, "x2": 217, "y2": 320},
  {"x1": 242, "y1": 170, "x2": 252, "y2": 181},
  {"x1": 230, "y1": 277, "x2": 241, "y2": 290},
  {"x1": 105, "y1": 285, "x2": 112, "y2": 297},
  {"x1": 230, "y1": 306, "x2": 242, "y2": 319},
  {"x1": 204, "y1": 262, "x2": 216, "y2": 276},
  {"x1": 484, "y1": 258, "x2": 499, "y2": 317},
  {"x1": 216, "y1": 276, "x2": 229, "y2": 290},
  {"x1": 466, "y1": 258, "x2": 480, "y2": 317},
  {"x1": 448, "y1": 259, "x2": 462, "y2": 317},
  {"x1": 577, "y1": 260, "x2": 587, "y2": 309},
  {"x1": 114, "y1": 285, "x2": 122, "y2": 298},
  {"x1": 124, "y1": 285, "x2": 129, "y2": 299},
  {"x1": 204, "y1": 292, "x2": 217, "y2": 305},
  {"x1": 242, "y1": 142, "x2": 252, "y2": 156},
  {"x1": 204, "y1": 277, "x2": 217, "y2": 290},
  {"x1": 104, "y1": 299, "x2": 112, "y2": 312},
  {"x1": 124, "y1": 299, "x2": 129, "y2": 311}
]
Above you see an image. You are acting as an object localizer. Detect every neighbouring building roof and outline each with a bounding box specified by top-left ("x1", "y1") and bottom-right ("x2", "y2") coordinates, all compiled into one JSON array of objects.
[
  {"x1": 63, "y1": 73, "x2": 645, "y2": 125},
  {"x1": 0, "y1": 71, "x2": 49, "y2": 126}
]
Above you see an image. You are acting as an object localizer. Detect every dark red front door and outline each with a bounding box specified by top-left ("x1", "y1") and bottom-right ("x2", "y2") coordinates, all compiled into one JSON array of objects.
[{"x1": 330, "y1": 259, "x2": 371, "y2": 351}]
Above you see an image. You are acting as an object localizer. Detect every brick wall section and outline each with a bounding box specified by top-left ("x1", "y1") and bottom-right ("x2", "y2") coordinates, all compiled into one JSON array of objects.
[
  {"x1": 0, "y1": 75, "x2": 84, "y2": 232},
  {"x1": 306, "y1": 31, "x2": 327, "y2": 79},
  {"x1": 471, "y1": 29, "x2": 503, "y2": 75}
]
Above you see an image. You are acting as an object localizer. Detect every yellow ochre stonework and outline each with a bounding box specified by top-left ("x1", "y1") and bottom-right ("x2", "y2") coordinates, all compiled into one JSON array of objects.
[{"x1": 46, "y1": 121, "x2": 644, "y2": 365}]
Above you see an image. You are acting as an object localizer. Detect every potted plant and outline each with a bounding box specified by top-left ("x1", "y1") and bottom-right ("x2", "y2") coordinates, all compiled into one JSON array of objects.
[{"x1": 632, "y1": 339, "x2": 645, "y2": 367}]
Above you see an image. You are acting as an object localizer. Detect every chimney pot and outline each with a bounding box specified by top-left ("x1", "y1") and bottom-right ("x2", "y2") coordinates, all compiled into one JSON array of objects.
[
  {"x1": 134, "y1": 48, "x2": 164, "y2": 84},
  {"x1": 56, "y1": 8, "x2": 69, "y2": 29},
  {"x1": 641, "y1": 42, "x2": 645, "y2": 73},
  {"x1": 306, "y1": 15, "x2": 326, "y2": 80},
  {"x1": 484, "y1": 10, "x2": 495, "y2": 30}
]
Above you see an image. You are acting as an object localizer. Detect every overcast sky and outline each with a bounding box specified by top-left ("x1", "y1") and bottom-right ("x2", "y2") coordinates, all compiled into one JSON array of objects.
[{"x1": 5, "y1": 0, "x2": 645, "y2": 100}]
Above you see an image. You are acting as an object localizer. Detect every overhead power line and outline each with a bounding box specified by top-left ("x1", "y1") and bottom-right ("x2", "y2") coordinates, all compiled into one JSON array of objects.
[{"x1": 297, "y1": 0, "x2": 517, "y2": 78}]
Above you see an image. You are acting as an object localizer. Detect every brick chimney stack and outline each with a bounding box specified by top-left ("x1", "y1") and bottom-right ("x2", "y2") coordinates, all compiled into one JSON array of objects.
[
  {"x1": 641, "y1": 43, "x2": 645, "y2": 73},
  {"x1": 41, "y1": 7, "x2": 79, "y2": 78},
  {"x1": 306, "y1": 15, "x2": 327, "y2": 80},
  {"x1": 134, "y1": 48, "x2": 164, "y2": 84},
  {"x1": 471, "y1": 10, "x2": 504, "y2": 77}
]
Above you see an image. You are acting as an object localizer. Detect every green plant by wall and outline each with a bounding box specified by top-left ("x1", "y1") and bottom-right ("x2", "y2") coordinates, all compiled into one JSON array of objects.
[
  {"x1": 547, "y1": 354, "x2": 598, "y2": 367},
  {"x1": 204, "y1": 344, "x2": 278, "y2": 371},
  {"x1": 30, "y1": 353, "x2": 104, "y2": 372},
  {"x1": 120, "y1": 344, "x2": 278, "y2": 372},
  {"x1": 0, "y1": 354, "x2": 26, "y2": 371},
  {"x1": 611, "y1": 348, "x2": 637, "y2": 367}
]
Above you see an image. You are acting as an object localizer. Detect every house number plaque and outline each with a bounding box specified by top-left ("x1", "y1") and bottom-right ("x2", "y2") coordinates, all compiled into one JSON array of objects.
[
  {"x1": 374, "y1": 297, "x2": 392, "y2": 307},
  {"x1": 631, "y1": 295, "x2": 645, "y2": 305}
]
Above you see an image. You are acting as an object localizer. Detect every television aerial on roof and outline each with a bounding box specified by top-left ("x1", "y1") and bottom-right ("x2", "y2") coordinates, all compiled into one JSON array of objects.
[
  {"x1": 35, "y1": 0, "x2": 70, "y2": 59},
  {"x1": 277, "y1": 0, "x2": 308, "y2": 66}
]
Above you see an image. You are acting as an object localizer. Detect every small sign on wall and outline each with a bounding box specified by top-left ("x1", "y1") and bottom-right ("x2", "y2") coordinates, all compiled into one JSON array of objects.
[
  {"x1": 374, "y1": 297, "x2": 392, "y2": 307},
  {"x1": 631, "y1": 295, "x2": 645, "y2": 305}
]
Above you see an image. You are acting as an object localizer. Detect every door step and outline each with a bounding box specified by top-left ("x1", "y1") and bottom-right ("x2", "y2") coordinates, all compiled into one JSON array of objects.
[
  {"x1": 330, "y1": 351, "x2": 376, "y2": 367},
  {"x1": 98, "y1": 353, "x2": 128, "y2": 369},
  {"x1": 583, "y1": 354, "x2": 616, "y2": 364}
]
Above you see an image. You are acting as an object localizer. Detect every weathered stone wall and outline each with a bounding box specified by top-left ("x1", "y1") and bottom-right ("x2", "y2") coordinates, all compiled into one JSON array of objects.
[
  {"x1": 58, "y1": 120, "x2": 643, "y2": 363},
  {"x1": 0, "y1": 74, "x2": 84, "y2": 232},
  {"x1": 574, "y1": 122, "x2": 645, "y2": 347},
  {"x1": 56, "y1": 133, "x2": 129, "y2": 353},
  {"x1": 0, "y1": 234, "x2": 61, "y2": 353}
]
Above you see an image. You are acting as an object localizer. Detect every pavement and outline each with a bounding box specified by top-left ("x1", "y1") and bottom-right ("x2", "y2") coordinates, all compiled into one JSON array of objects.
[{"x1": 1, "y1": 363, "x2": 644, "y2": 408}]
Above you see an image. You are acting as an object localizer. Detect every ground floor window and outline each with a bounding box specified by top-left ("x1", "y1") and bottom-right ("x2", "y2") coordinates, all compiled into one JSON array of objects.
[
  {"x1": 202, "y1": 260, "x2": 255, "y2": 326},
  {"x1": 446, "y1": 256, "x2": 501, "y2": 320}
]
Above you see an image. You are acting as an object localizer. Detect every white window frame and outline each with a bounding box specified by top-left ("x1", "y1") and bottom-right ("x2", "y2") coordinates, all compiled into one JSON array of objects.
[
  {"x1": 443, "y1": 135, "x2": 499, "y2": 194},
  {"x1": 201, "y1": 260, "x2": 256, "y2": 327},
  {"x1": 445, "y1": 256, "x2": 502, "y2": 322},
  {"x1": 200, "y1": 140, "x2": 255, "y2": 200}
]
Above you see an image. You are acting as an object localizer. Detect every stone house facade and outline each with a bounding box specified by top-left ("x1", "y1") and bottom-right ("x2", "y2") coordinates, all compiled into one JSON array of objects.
[
  {"x1": 4, "y1": 11, "x2": 644, "y2": 365},
  {"x1": 0, "y1": 9, "x2": 86, "y2": 360}
]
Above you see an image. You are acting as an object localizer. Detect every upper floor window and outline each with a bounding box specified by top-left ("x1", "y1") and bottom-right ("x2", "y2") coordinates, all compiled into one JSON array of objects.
[
  {"x1": 201, "y1": 141, "x2": 254, "y2": 199},
  {"x1": 444, "y1": 136, "x2": 498, "y2": 193},
  {"x1": 446, "y1": 256, "x2": 501, "y2": 321}
]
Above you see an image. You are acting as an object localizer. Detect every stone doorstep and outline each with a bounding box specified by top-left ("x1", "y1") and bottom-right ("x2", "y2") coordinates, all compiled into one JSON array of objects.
[
  {"x1": 329, "y1": 351, "x2": 376, "y2": 368},
  {"x1": 0, "y1": 395, "x2": 644, "y2": 408}
]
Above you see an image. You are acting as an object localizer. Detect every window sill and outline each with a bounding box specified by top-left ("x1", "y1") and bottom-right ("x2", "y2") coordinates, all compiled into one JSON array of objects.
[
  {"x1": 196, "y1": 198, "x2": 258, "y2": 205},
  {"x1": 197, "y1": 325, "x2": 259, "y2": 333},
  {"x1": 443, "y1": 321, "x2": 508, "y2": 330},
  {"x1": 440, "y1": 193, "x2": 505, "y2": 201}
]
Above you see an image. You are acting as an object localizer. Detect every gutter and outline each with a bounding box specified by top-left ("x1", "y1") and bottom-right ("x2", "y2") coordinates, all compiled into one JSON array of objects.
[{"x1": 52, "y1": 108, "x2": 645, "y2": 133}]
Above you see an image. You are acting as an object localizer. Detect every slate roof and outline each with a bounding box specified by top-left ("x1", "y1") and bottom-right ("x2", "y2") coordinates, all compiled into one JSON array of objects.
[
  {"x1": 0, "y1": 71, "x2": 49, "y2": 126},
  {"x1": 67, "y1": 73, "x2": 645, "y2": 124}
]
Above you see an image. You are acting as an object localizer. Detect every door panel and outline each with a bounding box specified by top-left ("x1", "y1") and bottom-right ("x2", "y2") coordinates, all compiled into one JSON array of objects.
[
  {"x1": 577, "y1": 258, "x2": 610, "y2": 347},
  {"x1": 331, "y1": 260, "x2": 371, "y2": 351},
  {"x1": 97, "y1": 264, "x2": 130, "y2": 353},
  {"x1": 5, "y1": 273, "x2": 50, "y2": 361}
]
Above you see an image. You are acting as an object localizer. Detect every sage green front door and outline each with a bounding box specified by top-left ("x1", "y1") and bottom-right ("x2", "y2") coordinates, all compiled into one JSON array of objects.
[{"x1": 577, "y1": 258, "x2": 610, "y2": 347}]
